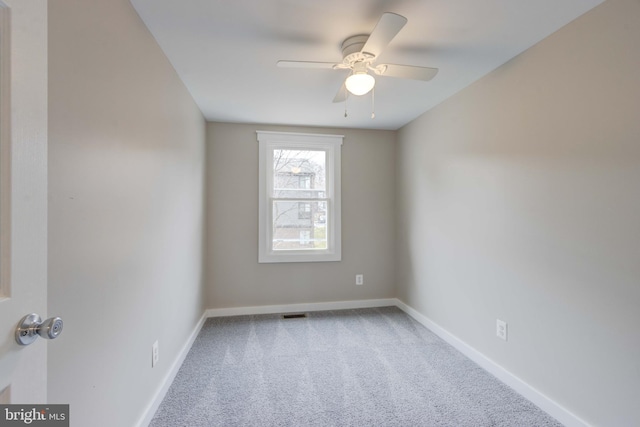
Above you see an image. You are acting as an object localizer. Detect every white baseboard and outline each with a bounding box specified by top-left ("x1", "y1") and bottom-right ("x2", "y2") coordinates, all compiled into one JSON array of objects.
[
  {"x1": 205, "y1": 298, "x2": 397, "y2": 318},
  {"x1": 394, "y1": 299, "x2": 591, "y2": 427},
  {"x1": 135, "y1": 311, "x2": 207, "y2": 427}
]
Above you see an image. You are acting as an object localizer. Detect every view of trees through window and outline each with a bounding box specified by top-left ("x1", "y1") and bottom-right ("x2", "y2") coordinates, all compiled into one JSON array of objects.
[{"x1": 272, "y1": 149, "x2": 327, "y2": 250}]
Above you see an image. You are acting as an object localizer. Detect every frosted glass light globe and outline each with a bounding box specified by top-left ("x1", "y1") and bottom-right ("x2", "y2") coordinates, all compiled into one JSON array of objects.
[{"x1": 345, "y1": 73, "x2": 375, "y2": 96}]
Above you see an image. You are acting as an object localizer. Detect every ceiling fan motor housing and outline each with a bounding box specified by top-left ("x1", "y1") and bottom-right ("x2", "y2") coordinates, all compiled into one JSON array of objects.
[{"x1": 341, "y1": 35, "x2": 375, "y2": 65}]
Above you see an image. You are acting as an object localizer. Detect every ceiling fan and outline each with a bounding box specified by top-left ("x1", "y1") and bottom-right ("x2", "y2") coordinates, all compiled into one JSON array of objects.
[{"x1": 277, "y1": 12, "x2": 438, "y2": 103}]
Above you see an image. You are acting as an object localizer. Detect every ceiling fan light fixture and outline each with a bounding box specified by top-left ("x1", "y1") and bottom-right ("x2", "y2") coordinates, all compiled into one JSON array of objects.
[{"x1": 345, "y1": 72, "x2": 375, "y2": 96}]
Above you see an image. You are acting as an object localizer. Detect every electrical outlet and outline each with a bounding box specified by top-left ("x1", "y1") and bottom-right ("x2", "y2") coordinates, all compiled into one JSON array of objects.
[
  {"x1": 496, "y1": 319, "x2": 508, "y2": 341},
  {"x1": 152, "y1": 341, "x2": 159, "y2": 367},
  {"x1": 355, "y1": 274, "x2": 364, "y2": 285}
]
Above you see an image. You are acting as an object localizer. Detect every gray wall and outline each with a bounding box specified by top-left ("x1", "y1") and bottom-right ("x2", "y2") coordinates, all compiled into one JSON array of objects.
[
  {"x1": 396, "y1": 0, "x2": 640, "y2": 425},
  {"x1": 48, "y1": 0, "x2": 206, "y2": 426},
  {"x1": 206, "y1": 122, "x2": 396, "y2": 308}
]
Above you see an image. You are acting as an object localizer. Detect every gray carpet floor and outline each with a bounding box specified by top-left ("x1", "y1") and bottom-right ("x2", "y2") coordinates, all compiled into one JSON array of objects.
[{"x1": 150, "y1": 307, "x2": 562, "y2": 427}]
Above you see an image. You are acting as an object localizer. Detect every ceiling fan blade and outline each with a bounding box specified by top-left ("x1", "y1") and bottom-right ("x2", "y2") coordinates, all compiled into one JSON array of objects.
[
  {"x1": 375, "y1": 64, "x2": 439, "y2": 81},
  {"x1": 333, "y1": 82, "x2": 348, "y2": 103},
  {"x1": 361, "y1": 13, "x2": 407, "y2": 58},
  {"x1": 277, "y1": 60, "x2": 338, "y2": 69}
]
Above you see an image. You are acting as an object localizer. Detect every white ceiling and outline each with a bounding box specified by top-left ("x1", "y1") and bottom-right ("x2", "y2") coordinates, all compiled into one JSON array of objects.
[{"x1": 130, "y1": 0, "x2": 603, "y2": 130}]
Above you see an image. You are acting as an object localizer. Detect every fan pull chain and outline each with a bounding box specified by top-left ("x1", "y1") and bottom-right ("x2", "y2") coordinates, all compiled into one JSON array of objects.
[
  {"x1": 344, "y1": 93, "x2": 348, "y2": 118},
  {"x1": 371, "y1": 87, "x2": 376, "y2": 119}
]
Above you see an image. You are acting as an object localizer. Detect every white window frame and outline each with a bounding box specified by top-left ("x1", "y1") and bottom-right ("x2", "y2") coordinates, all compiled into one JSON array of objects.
[{"x1": 257, "y1": 131, "x2": 343, "y2": 263}]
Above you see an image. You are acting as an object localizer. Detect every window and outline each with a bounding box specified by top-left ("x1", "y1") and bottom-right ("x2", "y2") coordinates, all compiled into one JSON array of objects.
[
  {"x1": 298, "y1": 202, "x2": 311, "y2": 219},
  {"x1": 298, "y1": 175, "x2": 311, "y2": 189},
  {"x1": 257, "y1": 131, "x2": 343, "y2": 263}
]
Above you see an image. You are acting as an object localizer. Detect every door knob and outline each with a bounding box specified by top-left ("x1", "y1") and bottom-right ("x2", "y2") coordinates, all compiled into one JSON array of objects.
[{"x1": 15, "y1": 313, "x2": 64, "y2": 346}]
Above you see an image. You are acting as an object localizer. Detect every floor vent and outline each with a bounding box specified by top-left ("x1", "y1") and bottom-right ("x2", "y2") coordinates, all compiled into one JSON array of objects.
[{"x1": 282, "y1": 313, "x2": 307, "y2": 319}]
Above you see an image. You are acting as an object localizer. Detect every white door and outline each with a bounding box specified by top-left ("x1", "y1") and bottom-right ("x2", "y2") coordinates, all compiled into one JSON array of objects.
[{"x1": 0, "y1": 0, "x2": 48, "y2": 403}]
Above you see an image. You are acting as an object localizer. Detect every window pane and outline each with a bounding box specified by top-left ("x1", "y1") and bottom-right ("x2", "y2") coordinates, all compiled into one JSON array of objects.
[
  {"x1": 272, "y1": 200, "x2": 327, "y2": 250},
  {"x1": 273, "y1": 149, "x2": 325, "y2": 198},
  {"x1": 298, "y1": 202, "x2": 311, "y2": 219}
]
